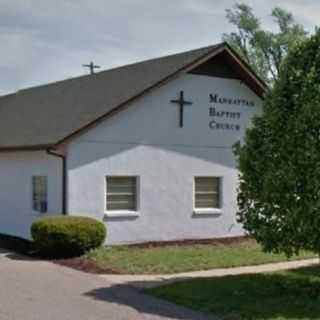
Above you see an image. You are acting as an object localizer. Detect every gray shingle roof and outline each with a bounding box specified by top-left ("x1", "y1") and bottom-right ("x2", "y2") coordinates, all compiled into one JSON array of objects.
[{"x1": 0, "y1": 43, "x2": 264, "y2": 150}]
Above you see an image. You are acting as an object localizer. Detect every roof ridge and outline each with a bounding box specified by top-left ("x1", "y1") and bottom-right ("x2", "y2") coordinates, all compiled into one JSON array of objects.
[{"x1": 93, "y1": 42, "x2": 224, "y2": 75}]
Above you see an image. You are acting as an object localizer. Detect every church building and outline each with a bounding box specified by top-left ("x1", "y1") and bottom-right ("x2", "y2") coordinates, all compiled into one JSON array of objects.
[{"x1": 0, "y1": 43, "x2": 266, "y2": 244}]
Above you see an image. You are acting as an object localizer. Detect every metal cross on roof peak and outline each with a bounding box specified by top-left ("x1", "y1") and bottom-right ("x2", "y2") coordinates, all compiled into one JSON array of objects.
[{"x1": 83, "y1": 61, "x2": 101, "y2": 75}]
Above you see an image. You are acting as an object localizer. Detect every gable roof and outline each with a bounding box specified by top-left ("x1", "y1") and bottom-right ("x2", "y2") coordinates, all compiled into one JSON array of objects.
[{"x1": 0, "y1": 42, "x2": 266, "y2": 151}]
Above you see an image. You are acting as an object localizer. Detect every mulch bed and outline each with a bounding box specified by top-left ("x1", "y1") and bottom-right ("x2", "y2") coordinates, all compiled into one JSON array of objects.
[
  {"x1": 53, "y1": 257, "x2": 119, "y2": 274},
  {"x1": 54, "y1": 236, "x2": 251, "y2": 274},
  {"x1": 0, "y1": 233, "x2": 251, "y2": 274},
  {"x1": 129, "y1": 235, "x2": 252, "y2": 248}
]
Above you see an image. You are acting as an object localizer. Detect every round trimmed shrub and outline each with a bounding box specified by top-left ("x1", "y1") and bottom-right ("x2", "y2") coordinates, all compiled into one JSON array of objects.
[{"x1": 31, "y1": 216, "x2": 106, "y2": 257}]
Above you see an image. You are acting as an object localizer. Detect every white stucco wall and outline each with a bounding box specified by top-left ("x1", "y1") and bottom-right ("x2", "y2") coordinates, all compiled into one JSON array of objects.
[
  {"x1": 0, "y1": 151, "x2": 62, "y2": 239},
  {"x1": 67, "y1": 74, "x2": 262, "y2": 244}
]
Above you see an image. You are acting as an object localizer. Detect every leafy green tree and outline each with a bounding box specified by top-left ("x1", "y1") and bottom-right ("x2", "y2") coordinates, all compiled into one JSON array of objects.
[
  {"x1": 223, "y1": 3, "x2": 307, "y2": 84},
  {"x1": 236, "y1": 31, "x2": 320, "y2": 257}
]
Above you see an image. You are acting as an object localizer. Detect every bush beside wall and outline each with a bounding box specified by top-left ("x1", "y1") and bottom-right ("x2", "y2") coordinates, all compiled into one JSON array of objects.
[
  {"x1": 31, "y1": 216, "x2": 106, "y2": 258},
  {"x1": 0, "y1": 233, "x2": 34, "y2": 255}
]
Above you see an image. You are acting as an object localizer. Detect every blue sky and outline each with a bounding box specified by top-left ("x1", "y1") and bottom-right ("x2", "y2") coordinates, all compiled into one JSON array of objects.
[{"x1": 0, "y1": 0, "x2": 318, "y2": 94}]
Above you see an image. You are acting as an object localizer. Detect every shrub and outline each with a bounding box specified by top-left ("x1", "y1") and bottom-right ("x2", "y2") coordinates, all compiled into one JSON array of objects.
[
  {"x1": 236, "y1": 30, "x2": 320, "y2": 257},
  {"x1": 31, "y1": 216, "x2": 106, "y2": 258},
  {"x1": 0, "y1": 234, "x2": 34, "y2": 255}
]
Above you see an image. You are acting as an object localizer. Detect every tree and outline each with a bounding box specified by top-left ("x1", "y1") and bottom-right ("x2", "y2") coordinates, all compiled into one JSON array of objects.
[
  {"x1": 223, "y1": 3, "x2": 307, "y2": 85},
  {"x1": 235, "y1": 31, "x2": 320, "y2": 257}
]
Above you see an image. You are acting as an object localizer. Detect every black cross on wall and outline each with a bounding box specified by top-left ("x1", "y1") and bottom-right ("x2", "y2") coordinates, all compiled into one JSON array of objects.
[{"x1": 170, "y1": 91, "x2": 193, "y2": 128}]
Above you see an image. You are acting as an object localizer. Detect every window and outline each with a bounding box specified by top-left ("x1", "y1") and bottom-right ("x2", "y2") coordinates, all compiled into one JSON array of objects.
[
  {"x1": 32, "y1": 176, "x2": 48, "y2": 213},
  {"x1": 194, "y1": 177, "x2": 221, "y2": 210},
  {"x1": 106, "y1": 177, "x2": 137, "y2": 211}
]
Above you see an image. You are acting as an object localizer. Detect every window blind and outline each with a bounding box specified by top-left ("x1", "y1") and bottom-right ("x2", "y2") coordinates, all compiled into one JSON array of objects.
[
  {"x1": 106, "y1": 177, "x2": 137, "y2": 211},
  {"x1": 194, "y1": 177, "x2": 221, "y2": 209}
]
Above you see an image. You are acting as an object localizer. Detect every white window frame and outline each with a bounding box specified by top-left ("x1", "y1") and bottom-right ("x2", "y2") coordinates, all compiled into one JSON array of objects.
[
  {"x1": 193, "y1": 176, "x2": 223, "y2": 215},
  {"x1": 104, "y1": 176, "x2": 140, "y2": 218},
  {"x1": 32, "y1": 176, "x2": 48, "y2": 215}
]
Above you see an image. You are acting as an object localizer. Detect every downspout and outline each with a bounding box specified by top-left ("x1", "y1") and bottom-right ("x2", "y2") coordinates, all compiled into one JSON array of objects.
[{"x1": 47, "y1": 149, "x2": 67, "y2": 215}]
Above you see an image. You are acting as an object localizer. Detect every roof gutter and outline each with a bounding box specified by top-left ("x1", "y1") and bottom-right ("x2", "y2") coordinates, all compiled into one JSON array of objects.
[
  {"x1": 47, "y1": 149, "x2": 67, "y2": 215},
  {"x1": 0, "y1": 144, "x2": 53, "y2": 152}
]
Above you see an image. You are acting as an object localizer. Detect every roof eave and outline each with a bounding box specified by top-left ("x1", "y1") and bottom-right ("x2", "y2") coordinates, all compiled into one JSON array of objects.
[{"x1": 222, "y1": 42, "x2": 268, "y2": 95}]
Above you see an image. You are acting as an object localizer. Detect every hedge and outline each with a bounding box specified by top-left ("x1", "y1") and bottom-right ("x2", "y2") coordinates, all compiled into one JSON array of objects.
[{"x1": 31, "y1": 216, "x2": 106, "y2": 257}]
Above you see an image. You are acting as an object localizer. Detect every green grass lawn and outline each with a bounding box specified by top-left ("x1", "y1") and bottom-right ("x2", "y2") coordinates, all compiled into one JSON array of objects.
[
  {"x1": 86, "y1": 239, "x2": 315, "y2": 274},
  {"x1": 147, "y1": 265, "x2": 320, "y2": 320}
]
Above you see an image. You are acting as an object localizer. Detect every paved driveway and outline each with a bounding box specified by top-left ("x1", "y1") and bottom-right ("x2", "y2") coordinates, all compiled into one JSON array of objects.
[{"x1": 0, "y1": 249, "x2": 211, "y2": 320}]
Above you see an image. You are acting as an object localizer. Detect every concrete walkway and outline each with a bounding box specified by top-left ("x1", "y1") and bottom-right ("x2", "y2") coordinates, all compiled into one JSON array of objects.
[
  {"x1": 101, "y1": 258, "x2": 320, "y2": 289},
  {"x1": 0, "y1": 249, "x2": 212, "y2": 320},
  {"x1": 1, "y1": 249, "x2": 318, "y2": 320}
]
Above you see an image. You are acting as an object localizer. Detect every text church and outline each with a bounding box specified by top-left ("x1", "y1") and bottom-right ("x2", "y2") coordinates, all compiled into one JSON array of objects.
[{"x1": 0, "y1": 43, "x2": 265, "y2": 244}]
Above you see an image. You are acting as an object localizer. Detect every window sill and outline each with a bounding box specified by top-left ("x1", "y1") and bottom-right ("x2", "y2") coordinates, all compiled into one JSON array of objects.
[
  {"x1": 193, "y1": 208, "x2": 223, "y2": 216},
  {"x1": 31, "y1": 211, "x2": 48, "y2": 216},
  {"x1": 104, "y1": 211, "x2": 140, "y2": 218}
]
